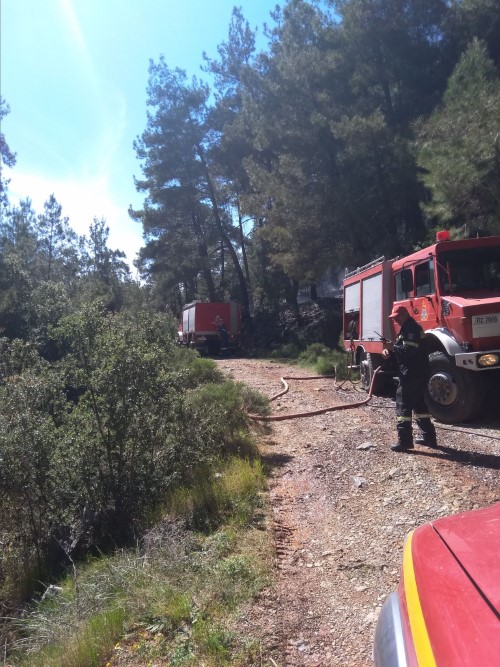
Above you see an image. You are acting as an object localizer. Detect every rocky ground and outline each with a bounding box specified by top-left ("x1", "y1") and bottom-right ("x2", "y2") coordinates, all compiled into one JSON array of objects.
[{"x1": 217, "y1": 358, "x2": 500, "y2": 667}]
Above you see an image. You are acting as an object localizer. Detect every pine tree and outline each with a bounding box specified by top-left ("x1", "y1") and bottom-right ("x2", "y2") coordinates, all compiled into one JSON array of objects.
[{"x1": 416, "y1": 38, "x2": 500, "y2": 233}]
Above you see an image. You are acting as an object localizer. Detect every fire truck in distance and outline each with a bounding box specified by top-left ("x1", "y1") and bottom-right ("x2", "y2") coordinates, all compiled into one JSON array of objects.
[
  {"x1": 342, "y1": 231, "x2": 500, "y2": 423},
  {"x1": 178, "y1": 301, "x2": 241, "y2": 355}
]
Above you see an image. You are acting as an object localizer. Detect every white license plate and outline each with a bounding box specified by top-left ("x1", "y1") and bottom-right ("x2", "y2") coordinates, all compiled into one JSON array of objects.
[{"x1": 472, "y1": 313, "x2": 500, "y2": 338}]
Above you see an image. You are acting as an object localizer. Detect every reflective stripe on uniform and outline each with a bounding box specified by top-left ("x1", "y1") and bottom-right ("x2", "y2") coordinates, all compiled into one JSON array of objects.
[
  {"x1": 415, "y1": 413, "x2": 432, "y2": 419},
  {"x1": 402, "y1": 340, "x2": 419, "y2": 348},
  {"x1": 397, "y1": 416, "x2": 412, "y2": 423}
]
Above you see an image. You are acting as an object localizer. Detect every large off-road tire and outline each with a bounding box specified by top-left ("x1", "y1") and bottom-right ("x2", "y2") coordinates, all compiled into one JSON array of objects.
[{"x1": 425, "y1": 351, "x2": 485, "y2": 424}]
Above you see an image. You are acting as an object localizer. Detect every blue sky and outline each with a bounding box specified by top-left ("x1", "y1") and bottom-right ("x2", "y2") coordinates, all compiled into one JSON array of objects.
[{"x1": 1, "y1": 0, "x2": 279, "y2": 267}]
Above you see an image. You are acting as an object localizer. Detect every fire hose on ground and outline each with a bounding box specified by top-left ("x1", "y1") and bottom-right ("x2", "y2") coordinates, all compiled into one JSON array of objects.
[
  {"x1": 247, "y1": 367, "x2": 383, "y2": 422},
  {"x1": 246, "y1": 365, "x2": 500, "y2": 445}
]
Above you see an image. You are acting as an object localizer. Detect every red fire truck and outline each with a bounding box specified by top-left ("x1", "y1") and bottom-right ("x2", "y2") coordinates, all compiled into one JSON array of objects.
[
  {"x1": 342, "y1": 231, "x2": 500, "y2": 423},
  {"x1": 178, "y1": 301, "x2": 241, "y2": 355}
]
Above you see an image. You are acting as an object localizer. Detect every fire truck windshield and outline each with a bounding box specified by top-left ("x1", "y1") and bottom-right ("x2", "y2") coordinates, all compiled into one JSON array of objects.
[{"x1": 437, "y1": 245, "x2": 500, "y2": 294}]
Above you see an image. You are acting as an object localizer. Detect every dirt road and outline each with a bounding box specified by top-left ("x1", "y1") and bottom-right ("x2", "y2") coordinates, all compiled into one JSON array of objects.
[{"x1": 217, "y1": 358, "x2": 500, "y2": 667}]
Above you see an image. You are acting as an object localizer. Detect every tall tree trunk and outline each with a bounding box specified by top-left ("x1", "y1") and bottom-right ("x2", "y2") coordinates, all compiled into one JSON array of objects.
[
  {"x1": 374, "y1": 41, "x2": 395, "y2": 125},
  {"x1": 237, "y1": 201, "x2": 251, "y2": 286},
  {"x1": 237, "y1": 201, "x2": 253, "y2": 313},
  {"x1": 286, "y1": 278, "x2": 301, "y2": 326},
  {"x1": 196, "y1": 144, "x2": 250, "y2": 319},
  {"x1": 220, "y1": 239, "x2": 225, "y2": 291},
  {"x1": 192, "y1": 209, "x2": 216, "y2": 301}
]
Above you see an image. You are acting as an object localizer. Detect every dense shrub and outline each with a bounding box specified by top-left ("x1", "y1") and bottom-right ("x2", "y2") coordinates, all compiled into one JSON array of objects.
[
  {"x1": 298, "y1": 342, "x2": 330, "y2": 364},
  {"x1": 299, "y1": 343, "x2": 351, "y2": 378},
  {"x1": 0, "y1": 305, "x2": 268, "y2": 598},
  {"x1": 9, "y1": 454, "x2": 268, "y2": 666},
  {"x1": 178, "y1": 355, "x2": 225, "y2": 388},
  {"x1": 0, "y1": 343, "x2": 70, "y2": 594}
]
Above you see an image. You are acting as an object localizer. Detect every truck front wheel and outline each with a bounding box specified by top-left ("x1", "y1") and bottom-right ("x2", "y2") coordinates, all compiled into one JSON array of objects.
[{"x1": 425, "y1": 351, "x2": 485, "y2": 424}]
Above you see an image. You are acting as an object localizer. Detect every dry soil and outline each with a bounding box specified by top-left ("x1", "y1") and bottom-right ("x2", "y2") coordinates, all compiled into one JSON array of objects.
[{"x1": 217, "y1": 358, "x2": 500, "y2": 667}]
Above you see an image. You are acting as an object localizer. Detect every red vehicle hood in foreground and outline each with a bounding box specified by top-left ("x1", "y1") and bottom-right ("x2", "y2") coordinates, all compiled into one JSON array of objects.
[
  {"x1": 401, "y1": 502, "x2": 500, "y2": 666},
  {"x1": 374, "y1": 503, "x2": 500, "y2": 667}
]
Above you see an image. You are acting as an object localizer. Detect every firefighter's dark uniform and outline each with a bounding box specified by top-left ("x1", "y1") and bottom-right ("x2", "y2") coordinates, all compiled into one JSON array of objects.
[
  {"x1": 348, "y1": 318, "x2": 359, "y2": 341},
  {"x1": 218, "y1": 324, "x2": 229, "y2": 349},
  {"x1": 392, "y1": 317, "x2": 436, "y2": 449}
]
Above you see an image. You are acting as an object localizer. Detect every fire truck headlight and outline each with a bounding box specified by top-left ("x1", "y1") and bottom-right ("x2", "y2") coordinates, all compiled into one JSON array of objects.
[{"x1": 477, "y1": 353, "x2": 500, "y2": 367}]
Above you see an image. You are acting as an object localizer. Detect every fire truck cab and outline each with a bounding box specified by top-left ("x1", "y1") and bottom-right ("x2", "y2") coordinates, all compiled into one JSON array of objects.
[{"x1": 343, "y1": 232, "x2": 500, "y2": 423}]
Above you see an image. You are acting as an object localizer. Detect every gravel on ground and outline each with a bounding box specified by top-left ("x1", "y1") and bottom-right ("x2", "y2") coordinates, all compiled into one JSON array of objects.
[{"x1": 217, "y1": 358, "x2": 500, "y2": 667}]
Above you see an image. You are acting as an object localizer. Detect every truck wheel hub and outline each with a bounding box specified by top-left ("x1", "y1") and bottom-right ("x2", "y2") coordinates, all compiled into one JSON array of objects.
[
  {"x1": 360, "y1": 359, "x2": 370, "y2": 384},
  {"x1": 428, "y1": 372, "x2": 458, "y2": 406}
]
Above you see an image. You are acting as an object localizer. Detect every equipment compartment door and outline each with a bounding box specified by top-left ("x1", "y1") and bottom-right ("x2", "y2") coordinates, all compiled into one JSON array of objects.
[{"x1": 361, "y1": 273, "x2": 383, "y2": 341}]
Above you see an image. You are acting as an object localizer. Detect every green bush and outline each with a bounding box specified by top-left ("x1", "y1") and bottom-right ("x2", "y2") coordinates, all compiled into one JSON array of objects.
[
  {"x1": 8, "y1": 454, "x2": 269, "y2": 666},
  {"x1": 0, "y1": 306, "x2": 266, "y2": 595},
  {"x1": 51, "y1": 306, "x2": 187, "y2": 545},
  {"x1": 239, "y1": 383, "x2": 270, "y2": 416},
  {"x1": 298, "y1": 343, "x2": 352, "y2": 378},
  {"x1": 314, "y1": 355, "x2": 337, "y2": 375},
  {"x1": 181, "y1": 356, "x2": 225, "y2": 388},
  {"x1": 0, "y1": 304, "x2": 271, "y2": 663},
  {"x1": 184, "y1": 381, "x2": 268, "y2": 447},
  {"x1": 298, "y1": 342, "x2": 331, "y2": 364},
  {"x1": 0, "y1": 348, "x2": 70, "y2": 581}
]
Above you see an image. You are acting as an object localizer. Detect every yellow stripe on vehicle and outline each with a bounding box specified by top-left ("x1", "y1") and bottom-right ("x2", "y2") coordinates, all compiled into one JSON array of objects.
[{"x1": 403, "y1": 532, "x2": 437, "y2": 667}]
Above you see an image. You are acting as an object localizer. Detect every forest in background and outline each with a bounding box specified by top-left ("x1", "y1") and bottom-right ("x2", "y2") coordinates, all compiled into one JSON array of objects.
[
  {"x1": 130, "y1": 0, "x2": 500, "y2": 318},
  {"x1": 2, "y1": 0, "x2": 500, "y2": 337}
]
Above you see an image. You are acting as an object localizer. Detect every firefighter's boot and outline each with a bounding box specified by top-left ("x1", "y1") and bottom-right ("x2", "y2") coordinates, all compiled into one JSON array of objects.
[
  {"x1": 415, "y1": 433, "x2": 438, "y2": 448},
  {"x1": 391, "y1": 441, "x2": 414, "y2": 452},
  {"x1": 393, "y1": 419, "x2": 413, "y2": 451},
  {"x1": 415, "y1": 416, "x2": 437, "y2": 448}
]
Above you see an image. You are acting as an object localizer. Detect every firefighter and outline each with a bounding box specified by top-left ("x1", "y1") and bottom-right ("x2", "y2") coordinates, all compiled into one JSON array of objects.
[
  {"x1": 347, "y1": 316, "x2": 359, "y2": 342},
  {"x1": 218, "y1": 322, "x2": 229, "y2": 349},
  {"x1": 382, "y1": 305, "x2": 437, "y2": 452}
]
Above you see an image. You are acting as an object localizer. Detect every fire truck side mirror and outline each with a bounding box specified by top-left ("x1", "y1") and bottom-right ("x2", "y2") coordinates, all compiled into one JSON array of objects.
[{"x1": 401, "y1": 268, "x2": 413, "y2": 294}]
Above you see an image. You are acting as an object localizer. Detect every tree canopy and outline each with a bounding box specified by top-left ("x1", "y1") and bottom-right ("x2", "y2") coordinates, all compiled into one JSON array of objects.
[
  {"x1": 2, "y1": 0, "x2": 500, "y2": 321},
  {"x1": 132, "y1": 0, "x2": 500, "y2": 314}
]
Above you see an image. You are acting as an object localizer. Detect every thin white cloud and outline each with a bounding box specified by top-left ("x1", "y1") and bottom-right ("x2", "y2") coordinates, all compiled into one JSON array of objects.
[
  {"x1": 4, "y1": 0, "x2": 137, "y2": 263},
  {"x1": 51, "y1": 0, "x2": 134, "y2": 243},
  {"x1": 3, "y1": 1, "x2": 147, "y2": 270},
  {"x1": 57, "y1": 0, "x2": 101, "y2": 100},
  {"x1": 93, "y1": 91, "x2": 129, "y2": 179}
]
